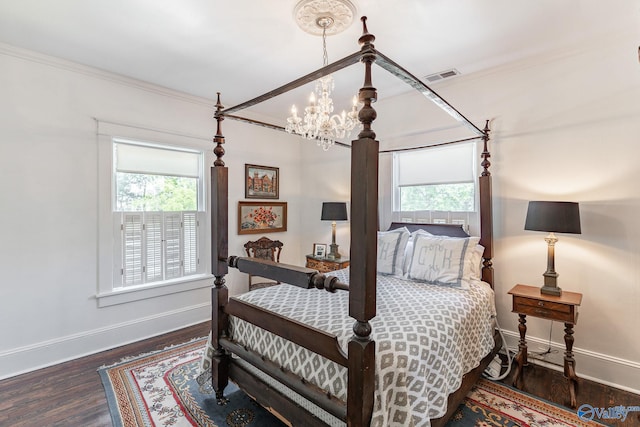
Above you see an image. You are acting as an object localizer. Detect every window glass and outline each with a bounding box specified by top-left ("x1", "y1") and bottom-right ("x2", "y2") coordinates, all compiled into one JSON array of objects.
[
  {"x1": 400, "y1": 182, "x2": 475, "y2": 212},
  {"x1": 115, "y1": 173, "x2": 197, "y2": 211}
]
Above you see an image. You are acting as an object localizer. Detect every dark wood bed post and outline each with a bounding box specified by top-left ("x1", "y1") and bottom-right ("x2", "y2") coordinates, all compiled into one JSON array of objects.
[
  {"x1": 479, "y1": 120, "x2": 494, "y2": 286},
  {"x1": 211, "y1": 92, "x2": 230, "y2": 401},
  {"x1": 347, "y1": 16, "x2": 378, "y2": 427}
]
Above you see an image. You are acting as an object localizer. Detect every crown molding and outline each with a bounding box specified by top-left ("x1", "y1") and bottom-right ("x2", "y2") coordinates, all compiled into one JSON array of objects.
[{"x1": 0, "y1": 41, "x2": 215, "y2": 108}]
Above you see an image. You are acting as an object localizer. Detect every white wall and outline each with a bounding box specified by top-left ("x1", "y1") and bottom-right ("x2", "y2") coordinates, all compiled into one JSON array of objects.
[
  {"x1": 300, "y1": 29, "x2": 640, "y2": 393},
  {"x1": 451, "y1": 31, "x2": 640, "y2": 393},
  {"x1": 300, "y1": 142, "x2": 352, "y2": 260},
  {"x1": 221, "y1": 118, "x2": 304, "y2": 288},
  {"x1": 484, "y1": 36, "x2": 640, "y2": 393},
  {"x1": 0, "y1": 44, "x2": 301, "y2": 378}
]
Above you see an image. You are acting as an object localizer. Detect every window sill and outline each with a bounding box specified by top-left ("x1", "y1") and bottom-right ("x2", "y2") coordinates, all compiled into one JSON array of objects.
[{"x1": 96, "y1": 273, "x2": 213, "y2": 307}]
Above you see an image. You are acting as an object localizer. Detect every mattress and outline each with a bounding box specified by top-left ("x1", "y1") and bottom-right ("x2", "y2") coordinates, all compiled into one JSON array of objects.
[{"x1": 227, "y1": 267, "x2": 496, "y2": 427}]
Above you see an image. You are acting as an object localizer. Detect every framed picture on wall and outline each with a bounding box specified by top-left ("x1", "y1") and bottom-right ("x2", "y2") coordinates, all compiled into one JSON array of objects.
[
  {"x1": 245, "y1": 164, "x2": 279, "y2": 199},
  {"x1": 238, "y1": 201, "x2": 287, "y2": 235},
  {"x1": 313, "y1": 243, "x2": 327, "y2": 258}
]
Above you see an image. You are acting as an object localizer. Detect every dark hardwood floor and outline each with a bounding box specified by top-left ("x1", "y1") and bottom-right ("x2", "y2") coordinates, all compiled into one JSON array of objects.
[
  {"x1": 501, "y1": 358, "x2": 640, "y2": 427},
  {"x1": 0, "y1": 322, "x2": 211, "y2": 427},
  {"x1": 1, "y1": 321, "x2": 638, "y2": 426}
]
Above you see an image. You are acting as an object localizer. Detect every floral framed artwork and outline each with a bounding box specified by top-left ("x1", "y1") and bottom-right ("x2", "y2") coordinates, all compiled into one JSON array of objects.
[
  {"x1": 238, "y1": 201, "x2": 287, "y2": 235},
  {"x1": 245, "y1": 164, "x2": 279, "y2": 199}
]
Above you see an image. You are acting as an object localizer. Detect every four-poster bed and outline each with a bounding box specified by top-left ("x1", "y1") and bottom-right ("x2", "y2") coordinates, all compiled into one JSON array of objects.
[{"x1": 208, "y1": 17, "x2": 499, "y2": 426}]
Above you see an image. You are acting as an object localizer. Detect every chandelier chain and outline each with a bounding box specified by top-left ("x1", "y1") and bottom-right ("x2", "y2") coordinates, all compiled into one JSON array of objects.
[{"x1": 322, "y1": 26, "x2": 329, "y2": 67}]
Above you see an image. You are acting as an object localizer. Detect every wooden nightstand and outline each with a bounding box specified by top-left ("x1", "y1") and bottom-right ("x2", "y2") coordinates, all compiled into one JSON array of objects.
[
  {"x1": 305, "y1": 255, "x2": 350, "y2": 273},
  {"x1": 508, "y1": 284, "x2": 583, "y2": 408}
]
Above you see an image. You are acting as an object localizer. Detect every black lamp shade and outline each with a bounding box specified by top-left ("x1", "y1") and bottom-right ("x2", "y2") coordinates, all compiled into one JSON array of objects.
[
  {"x1": 524, "y1": 201, "x2": 581, "y2": 234},
  {"x1": 321, "y1": 202, "x2": 348, "y2": 221}
]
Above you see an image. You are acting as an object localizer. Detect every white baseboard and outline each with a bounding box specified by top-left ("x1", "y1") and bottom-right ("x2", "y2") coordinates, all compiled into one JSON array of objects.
[
  {"x1": 0, "y1": 303, "x2": 210, "y2": 380},
  {"x1": 501, "y1": 329, "x2": 640, "y2": 395}
]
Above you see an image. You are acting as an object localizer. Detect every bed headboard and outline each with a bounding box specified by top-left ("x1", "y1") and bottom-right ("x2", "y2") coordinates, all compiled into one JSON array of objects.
[{"x1": 387, "y1": 221, "x2": 470, "y2": 237}]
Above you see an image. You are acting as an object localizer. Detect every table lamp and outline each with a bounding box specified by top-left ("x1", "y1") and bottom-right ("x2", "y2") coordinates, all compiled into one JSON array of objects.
[
  {"x1": 321, "y1": 202, "x2": 348, "y2": 259},
  {"x1": 524, "y1": 201, "x2": 581, "y2": 296}
]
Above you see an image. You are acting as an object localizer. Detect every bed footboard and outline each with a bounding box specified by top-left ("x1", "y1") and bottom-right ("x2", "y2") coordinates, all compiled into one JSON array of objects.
[
  {"x1": 229, "y1": 359, "x2": 344, "y2": 426},
  {"x1": 230, "y1": 256, "x2": 349, "y2": 292},
  {"x1": 223, "y1": 338, "x2": 347, "y2": 420},
  {"x1": 226, "y1": 298, "x2": 348, "y2": 366}
]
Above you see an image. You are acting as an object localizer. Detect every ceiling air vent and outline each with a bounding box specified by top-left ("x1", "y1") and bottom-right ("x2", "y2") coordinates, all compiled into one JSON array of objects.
[{"x1": 424, "y1": 68, "x2": 460, "y2": 83}]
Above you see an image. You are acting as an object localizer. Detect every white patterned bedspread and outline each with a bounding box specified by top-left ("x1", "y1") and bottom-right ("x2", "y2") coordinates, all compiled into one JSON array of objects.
[{"x1": 228, "y1": 268, "x2": 496, "y2": 426}]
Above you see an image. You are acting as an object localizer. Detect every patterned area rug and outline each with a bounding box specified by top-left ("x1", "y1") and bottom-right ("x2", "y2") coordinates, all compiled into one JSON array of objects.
[{"x1": 99, "y1": 338, "x2": 597, "y2": 427}]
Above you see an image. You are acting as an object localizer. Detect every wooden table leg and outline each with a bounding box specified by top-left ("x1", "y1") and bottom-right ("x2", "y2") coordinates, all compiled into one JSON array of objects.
[
  {"x1": 512, "y1": 314, "x2": 527, "y2": 389},
  {"x1": 564, "y1": 322, "x2": 579, "y2": 408}
]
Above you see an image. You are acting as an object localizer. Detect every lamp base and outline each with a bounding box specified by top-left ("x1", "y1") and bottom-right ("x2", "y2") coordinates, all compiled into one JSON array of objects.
[
  {"x1": 540, "y1": 285, "x2": 562, "y2": 296},
  {"x1": 542, "y1": 270, "x2": 561, "y2": 296},
  {"x1": 328, "y1": 243, "x2": 341, "y2": 259}
]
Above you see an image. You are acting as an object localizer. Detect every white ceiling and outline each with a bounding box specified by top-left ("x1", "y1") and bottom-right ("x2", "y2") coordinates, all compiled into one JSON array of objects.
[{"x1": 0, "y1": 0, "x2": 637, "y2": 132}]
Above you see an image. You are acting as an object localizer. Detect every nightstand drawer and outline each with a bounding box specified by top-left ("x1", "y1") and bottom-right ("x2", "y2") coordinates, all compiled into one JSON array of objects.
[
  {"x1": 320, "y1": 262, "x2": 344, "y2": 272},
  {"x1": 305, "y1": 255, "x2": 350, "y2": 273},
  {"x1": 514, "y1": 296, "x2": 572, "y2": 313},
  {"x1": 513, "y1": 299, "x2": 577, "y2": 323},
  {"x1": 306, "y1": 258, "x2": 325, "y2": 270}
]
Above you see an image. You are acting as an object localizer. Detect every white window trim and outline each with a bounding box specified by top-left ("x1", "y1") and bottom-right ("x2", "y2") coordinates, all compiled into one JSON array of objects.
[
  {"x1": 96, "y1": 120, "x2": 213, "y2": 307},
  {"x1": 96, "y1": 273, "x2": 212, "y2": 307}
]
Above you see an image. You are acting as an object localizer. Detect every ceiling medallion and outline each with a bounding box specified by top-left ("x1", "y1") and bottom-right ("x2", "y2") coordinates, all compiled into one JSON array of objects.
[{"x1": 293, "y1": 0, "x2": 357, "y2": 36}]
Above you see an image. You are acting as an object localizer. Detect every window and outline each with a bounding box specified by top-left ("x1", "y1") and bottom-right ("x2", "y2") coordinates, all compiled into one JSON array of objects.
[
  {"x1": 393, "y1": 143, "x2": 477, "y2": 213},
  {"x1": 113, "y1": 140, "x2": 204, "y2": 288}
]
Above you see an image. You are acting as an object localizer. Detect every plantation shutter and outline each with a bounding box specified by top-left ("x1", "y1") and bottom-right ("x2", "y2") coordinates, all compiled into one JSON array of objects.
[
  {"x1": 183, "y1": 212, "x2": 198, "y2": 275},
  {"x1": 122, "y1": 213, "x2": 143, "y2": 285},
  {"x1": 145, "y1": 213, "x2": 163, "y2": 282},
  {"x1": 118, "y1": 211, "x2": 201, "y2": 287},
  {"x1": 164, "y1": 213, "x2": 182, "y2": 279}
]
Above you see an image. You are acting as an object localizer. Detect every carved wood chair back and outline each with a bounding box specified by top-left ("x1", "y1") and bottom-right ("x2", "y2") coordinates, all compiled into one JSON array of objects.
[{"x1": 244, "y1": 236, "x2": 283, "y2": 291}]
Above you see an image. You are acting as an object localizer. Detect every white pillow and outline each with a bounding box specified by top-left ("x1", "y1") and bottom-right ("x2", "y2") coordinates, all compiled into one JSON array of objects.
[
  {"x1": 377, "y1": 227, "x2": 410, "y2": 277},
  {"x1": 406, "y1": 234, "x2": 480, "y2": 289},
  {"x1": 403, "y1": 229, "x2": 433, "y2": 274},
  {"x1": 470, "y1": 244, "x2": 485, "y2": 281}
]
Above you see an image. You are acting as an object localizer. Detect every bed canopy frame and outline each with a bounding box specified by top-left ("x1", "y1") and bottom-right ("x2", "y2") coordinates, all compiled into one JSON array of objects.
[{"x1": 210, "y1": 17, "x2": 496, "y2": 427}]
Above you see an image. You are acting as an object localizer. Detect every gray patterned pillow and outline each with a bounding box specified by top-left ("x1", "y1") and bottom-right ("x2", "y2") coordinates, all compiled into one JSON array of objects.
[
  {"x1": 406, "y1": 234, "x2": 480, "y2": 289},
  {"x1": 377, "y1": 227, "x2": 410, "y2": 277}
]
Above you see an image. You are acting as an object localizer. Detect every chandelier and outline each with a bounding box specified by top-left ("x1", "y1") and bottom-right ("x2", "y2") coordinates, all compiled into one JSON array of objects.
[{"x1": 286, "y1": 0, "x2": 359, "y2": 150}]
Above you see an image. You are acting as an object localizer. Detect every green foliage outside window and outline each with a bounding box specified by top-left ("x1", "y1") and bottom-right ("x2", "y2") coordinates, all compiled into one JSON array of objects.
[
  {"x1": 116, "y1": 173, "x2": 197, "y2": 212},
  {"x1": 400, "y1": 183, "x2": 474, "y2": 212}
]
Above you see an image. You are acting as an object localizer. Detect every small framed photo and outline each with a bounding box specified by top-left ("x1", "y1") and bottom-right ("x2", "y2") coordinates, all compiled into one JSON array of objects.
[
  {"x1": 313, "y1": 243, "x2": 327, "y2": 258},
  {"x1": 245, "y1": 164, "x2": 279, "y2": 199}
]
